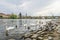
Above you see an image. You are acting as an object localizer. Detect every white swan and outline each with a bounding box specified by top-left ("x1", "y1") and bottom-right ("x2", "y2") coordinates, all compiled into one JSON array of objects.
[
  {"x1": 5, "y1": 23, "x2": 16, "y2": 31},
  {"x1": 6, "y1": 27, "x2": 15, "y2": 31}
]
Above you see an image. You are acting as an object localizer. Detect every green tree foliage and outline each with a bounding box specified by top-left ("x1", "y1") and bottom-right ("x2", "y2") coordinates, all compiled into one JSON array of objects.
[
  {"x1": 9, "y1": 14, "x2": 17, "y2": 19},
  {"x1": 0, "y1": 16, "x2": 3, "y2": 19}
]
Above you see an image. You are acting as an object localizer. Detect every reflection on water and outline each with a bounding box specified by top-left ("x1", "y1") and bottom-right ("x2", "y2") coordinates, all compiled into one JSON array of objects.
[
  {"x1": 0, "y1": 19, "x2": 58, "y2": 40},
  {"x1": 19, "y1": 19, "x2": 22, "y2": 27}
]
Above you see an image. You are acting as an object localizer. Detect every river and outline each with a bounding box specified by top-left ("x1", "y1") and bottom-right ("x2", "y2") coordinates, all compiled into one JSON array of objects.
[{"x1": 0, "y1": 19, "x2": 59, "y2": 40}]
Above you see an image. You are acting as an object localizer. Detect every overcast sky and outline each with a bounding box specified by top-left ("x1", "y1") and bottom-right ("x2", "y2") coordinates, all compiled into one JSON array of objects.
[{"x1": 0, "y1": 0, "x2": 60, "y2": 16}]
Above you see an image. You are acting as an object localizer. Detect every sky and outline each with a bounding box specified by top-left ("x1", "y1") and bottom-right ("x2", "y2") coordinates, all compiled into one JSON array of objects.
[{"x1": 0, "y1": 0, "x2": 60, "y2": 16}]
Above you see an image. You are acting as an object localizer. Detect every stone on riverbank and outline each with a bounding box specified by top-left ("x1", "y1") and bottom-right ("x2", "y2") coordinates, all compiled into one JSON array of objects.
[
  {"x1": 31, "y1": 34, "x2": 38, "y2": 39},
  {"x1": 38, "y1": 37, "x2": 43, "y2": 40},
  {"x1": 8, "y1": 39, "x2": 15, "y2": 40}
]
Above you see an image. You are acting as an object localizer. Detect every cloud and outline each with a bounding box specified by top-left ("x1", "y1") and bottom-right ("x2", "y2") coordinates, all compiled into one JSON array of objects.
[
  {"x1": 0, "y1": 0, "x2": 31, "y2": 15},
  {"x1": 35, "y1": 0, "x2": 60, "y2": 16},
  {"x1": 0, "y1": 0, "x2": 60, "y2": 16},
  {"x1": 0, "y1": 0, "x2": 18, "y2": 14}
]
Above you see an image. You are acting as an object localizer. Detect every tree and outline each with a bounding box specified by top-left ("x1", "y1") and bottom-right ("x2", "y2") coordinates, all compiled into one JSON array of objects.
[
  {"x1": 0, "y1": 16, "x2": 3, "y2": 19},
  {"x1": 45, "y1": 16, "x2": 48, "y2": 19},
  {"x1": 9, "y1": 14, "x2": 17, "y2": 19}
]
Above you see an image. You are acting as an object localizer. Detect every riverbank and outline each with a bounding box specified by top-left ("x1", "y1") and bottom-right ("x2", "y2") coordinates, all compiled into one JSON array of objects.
[
  {"x1": 24, "y1": 28, "x2": 60, "y2": 40},
  {"x1": 4, "y1": 26, "x2": 60, "y2": 40}
]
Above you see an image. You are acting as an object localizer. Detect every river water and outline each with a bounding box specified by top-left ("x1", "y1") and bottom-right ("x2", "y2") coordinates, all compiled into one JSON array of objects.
[{"x1": 0, "y1": 19, "x2": 59, "y2": 40}]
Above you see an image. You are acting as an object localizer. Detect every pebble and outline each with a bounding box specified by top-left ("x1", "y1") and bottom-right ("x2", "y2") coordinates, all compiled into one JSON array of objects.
[
  {"x1": 38, "y1": 37, "x2": 43, "y2": 40},
  {"x1": 31, "y1": 34, "x2": 38, "y2": 38},
  {"x1": 32, "y1": 39, "x2": 36, "y2": 40},
  {"x1": 37, "y1": 31, "x2": 42, "y2": 34},
  {"x1": 24, "y1": 33, "x2": 33, "y2": 38},
  {"x1": 25, "y1": 38, "x2": 31, "y2": 40},
  {"x1": 8, "y1": 39, "x2": 15, "y2": 40},
  {"x1": 44, "y1": 39, "x2": 48, "y2": 40}
]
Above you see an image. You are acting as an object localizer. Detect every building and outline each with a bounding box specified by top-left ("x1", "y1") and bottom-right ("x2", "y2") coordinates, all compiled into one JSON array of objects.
[{"x1": 0, "y1": 13, "x2": 10, "y2": 18}]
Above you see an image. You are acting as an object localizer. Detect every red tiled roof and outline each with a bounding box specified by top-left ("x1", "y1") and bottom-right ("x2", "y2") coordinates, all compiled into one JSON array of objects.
[{"x1": 0, "y1": 13, "x2": 10, "y2": 16}]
